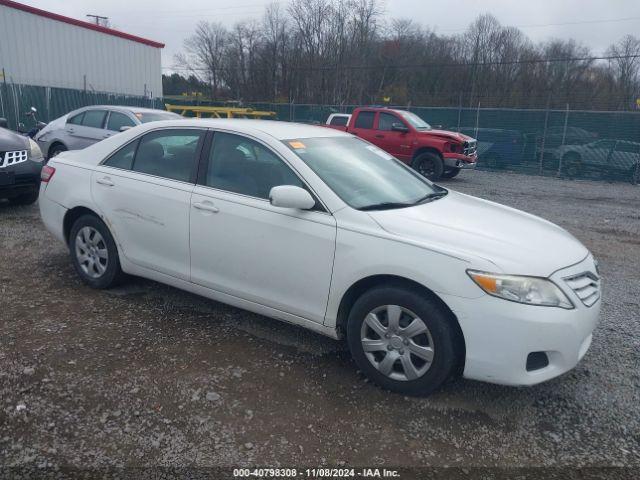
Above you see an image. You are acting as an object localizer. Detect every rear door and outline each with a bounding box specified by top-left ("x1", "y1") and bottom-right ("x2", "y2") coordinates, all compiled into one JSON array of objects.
[
  {"x1": 374, "y1": 111, "x2": 414, "y2": 161},
  {"x1": 91, "y1": 127, "x2": 206, "y2": 280},
  {"x1": 349, "y1": 111, "x2": 378, "y2": 144},
  {"x1": 65, "y1": 109, "x2": 109, "y2": 149}
]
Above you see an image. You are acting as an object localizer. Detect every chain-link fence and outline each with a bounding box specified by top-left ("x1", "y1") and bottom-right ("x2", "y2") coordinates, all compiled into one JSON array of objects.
[{"x1": 0, "y1": 82, "x2": 163, "y2": 133}]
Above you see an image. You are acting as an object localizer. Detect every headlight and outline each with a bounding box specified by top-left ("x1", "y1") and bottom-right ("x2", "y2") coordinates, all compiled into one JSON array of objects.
[
  {"x1": 28, "y1": 138, "x2": 44, "y2": 162},
  {"x1": 467, "y1": 270, "x2": 574, "y2": 309}
]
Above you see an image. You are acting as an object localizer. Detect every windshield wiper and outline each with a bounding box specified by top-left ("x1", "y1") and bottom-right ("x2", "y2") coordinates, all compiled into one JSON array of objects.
[
  {"x1": 411, "y1": 191, "x2": 448, "y2": 205},
  {"x1": 358, "y1": 201, "x2": 413, "y2": 211}
]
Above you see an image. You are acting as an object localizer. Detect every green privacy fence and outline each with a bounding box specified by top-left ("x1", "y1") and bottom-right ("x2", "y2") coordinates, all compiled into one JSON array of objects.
[
  {"x1": 242, "y1": 102, "x2": 640, "y2": 183},
  {"x1": 2, "y1": 83, "x2": 639, "y2": 183},
  {"x1": 0, "y1": 82, "x2": 162, "y2": 133}
]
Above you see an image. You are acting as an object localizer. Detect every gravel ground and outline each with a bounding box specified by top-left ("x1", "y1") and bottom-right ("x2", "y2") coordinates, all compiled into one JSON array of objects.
[{"x1": 0, "y1": 170, "x2": 639, "y2": 474}]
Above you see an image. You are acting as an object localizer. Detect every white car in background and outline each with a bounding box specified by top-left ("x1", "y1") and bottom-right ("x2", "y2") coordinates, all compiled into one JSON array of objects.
[
  {"x1": 326, "y1": 113, "x2": 351, "y2": 127},
  {"x1": 39, "y1": 119, "x2": 600, "y2": 395},
  {"x1": 35, "y1": 106, "x2": 182, "y2": 159}
]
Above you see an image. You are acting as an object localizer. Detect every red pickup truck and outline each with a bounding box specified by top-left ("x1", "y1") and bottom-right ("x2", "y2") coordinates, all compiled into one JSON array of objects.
[{"x1": 325, "y1": 107, "x2": 477, "y2": 180}]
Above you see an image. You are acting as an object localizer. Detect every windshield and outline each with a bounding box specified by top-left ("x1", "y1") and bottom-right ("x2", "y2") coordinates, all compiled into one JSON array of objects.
[
  {"x1": 396, "y1": 111, "x2": 431, "y2": 130},
  {"x1": 283, "y1": 137, "x2": 445, "y2": 210},
  {"x1": 135, "y1": 112, "x2": 183, "y2": 123}
]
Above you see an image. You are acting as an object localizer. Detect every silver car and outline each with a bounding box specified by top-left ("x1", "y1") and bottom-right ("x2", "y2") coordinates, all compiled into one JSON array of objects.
[{"x1": 35, "y1": 106, "x2": 182, "y2": 159}]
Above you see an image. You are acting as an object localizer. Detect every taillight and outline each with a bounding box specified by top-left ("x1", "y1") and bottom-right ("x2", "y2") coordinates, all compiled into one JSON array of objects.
[{"x1": 41, "y1": 165, "x2": 56, "y2": 182}]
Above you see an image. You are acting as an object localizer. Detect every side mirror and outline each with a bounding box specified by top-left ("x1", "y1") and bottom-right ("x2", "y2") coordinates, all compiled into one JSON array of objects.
[
  {"x1": 269, "y1": 185, "x2": 315, "y2": 210},
  {"x1": 0, "y1": 118, "x2": 7, "y2": 129},
  {"x1": 391, "y1": 123, "x2": 409, "y2": 133},
  {"x1": 119, "y1": 126, "x2": 133, "y2": 132},
  {"x1": 31, "y1": 107, "x2": 37, "y2": 113}
]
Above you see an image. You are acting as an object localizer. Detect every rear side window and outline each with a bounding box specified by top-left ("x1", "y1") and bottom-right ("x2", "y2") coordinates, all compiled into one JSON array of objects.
[
  {"x1": 132, "y1": 129, "x2": 204, "y2": 182},
  {"x1": 67, "y1": 112, "x2": 84, "y2": 125},
  {"x1": 103, "y1": 140, "x2": 139, "y2": 170},
  {"x1": 107, "y1": 112, "x2": 136, "y2": 132},
  {"x1": 330, "y1": 116, "x2": 349, "y2": 126},
  {"x1": 82, "y1": 110, "x2": 107, "y2": 129},
  {"x1": 354, "y1": 111, "x2": 375, "y2": 129}
]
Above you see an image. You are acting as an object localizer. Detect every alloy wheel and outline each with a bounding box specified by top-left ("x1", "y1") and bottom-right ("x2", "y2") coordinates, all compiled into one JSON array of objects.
[
  {"x1": 360, "y1": 305, "x2": 435, "y2": 381},
  {"x1": 75, "y1": 226, "x2": 108, "y2": 278}
]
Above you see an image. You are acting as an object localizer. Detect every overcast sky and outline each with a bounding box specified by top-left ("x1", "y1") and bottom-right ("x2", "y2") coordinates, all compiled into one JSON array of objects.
[{"x1": 20, "y1": 0, "x2": 640, "y2": 71}]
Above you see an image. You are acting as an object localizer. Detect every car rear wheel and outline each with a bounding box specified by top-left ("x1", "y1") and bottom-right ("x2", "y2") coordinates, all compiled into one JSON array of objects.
[
  {"x1": 48, "y1": 143, "x2": 67, "y2": 159},
  {"x1": 346, "y1": 285, "x2": 460, "y2": 396},
  {"x1": 412, "y1": 152, "x2": 444, "y2": 181},
  {"x1": 69, "y1": 214, "x2": 124, "y2": 289},
  {"x1": 563, "y1": 153, "x2": 582, "y2": 178},
  {"x1": 441, "y1": 168, "x2": 461, "y2": 179}
]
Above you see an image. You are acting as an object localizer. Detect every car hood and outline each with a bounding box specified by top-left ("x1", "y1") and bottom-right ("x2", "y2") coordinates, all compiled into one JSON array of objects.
[
  {"x1": 0, "y1": 127, "x2": 29, "y2": 151},
  {"x1": 422, "y1": 129, "x2": 475, "y2": 143},
  {"x1": 367, "y1": 190, "x2": 588, "y2": 277}
]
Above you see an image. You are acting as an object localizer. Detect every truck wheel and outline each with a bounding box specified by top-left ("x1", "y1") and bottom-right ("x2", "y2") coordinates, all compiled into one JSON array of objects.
[
  {"x1": 346, "y1": 285, "x2": 460, "y2": 396},
  {"x1": 412, "y1": 152, "x2": 444, "y2": 181},
  {"x1": 441, "y1": 168, "x2": 461, "y2": 179},
  {"x1": 9, "y1": 189, "x2": 39, "y2": 206}
]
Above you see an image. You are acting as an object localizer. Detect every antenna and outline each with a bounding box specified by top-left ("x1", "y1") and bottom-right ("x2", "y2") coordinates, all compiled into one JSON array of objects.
[{"x1": 86, "y1": 14, "x2": 109, "y2": 27}]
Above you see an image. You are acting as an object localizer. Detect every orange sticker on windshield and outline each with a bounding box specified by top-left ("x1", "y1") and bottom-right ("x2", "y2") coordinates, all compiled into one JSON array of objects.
[{"x1": 289, "y1": 141, "x2": 306, "y2": 149}]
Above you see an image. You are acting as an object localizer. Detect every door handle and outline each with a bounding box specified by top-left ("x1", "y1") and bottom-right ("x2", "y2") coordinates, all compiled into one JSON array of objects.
[
  {"x1": 96, "y1": 177, "x2": 115, "y2": 187},
  {"x1": 103, "y1": 133, "x2": 112, "y2": 139},
  {"x1": 375, "y1": 134, "x2": 384, "y2": 139},
  {"x1": 193, "y1": 201, "x2": 219, "y2": 213},
  {"x1": 67, "y1": 128, "x2": 75, "y2": 133}
]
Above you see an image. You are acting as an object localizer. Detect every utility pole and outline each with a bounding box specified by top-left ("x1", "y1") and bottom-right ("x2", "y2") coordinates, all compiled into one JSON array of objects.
[{"x1": 86, "y1": 14, "x2": 108, "y2": 27}]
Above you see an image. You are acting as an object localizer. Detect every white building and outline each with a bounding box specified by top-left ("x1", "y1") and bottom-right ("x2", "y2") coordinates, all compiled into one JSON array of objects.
[{"x1": 0, "y1": 0, "x2": 163, "y2": 97}]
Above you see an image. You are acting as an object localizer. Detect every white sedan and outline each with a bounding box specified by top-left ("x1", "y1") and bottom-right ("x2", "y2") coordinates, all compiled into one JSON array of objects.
[{"x1": 39, "y1": 119, "x2": 600, "y2": 395}]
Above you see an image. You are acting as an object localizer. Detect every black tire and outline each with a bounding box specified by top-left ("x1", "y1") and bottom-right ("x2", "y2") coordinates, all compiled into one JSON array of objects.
[
  {"x1": 441, "y1": 168, "x2": 461, "y2": 179},
  {"x1": 412, "y1": 152, "x2": 444, "y2": 181},
  {"x1": 69, "y1": 214, "x2": 124, "y2": 289},
  {"x1": 562, "y1": 153, "x2": 582, "y2": 178},
  {"x1": 48, "y1": 143, "x2": 67, "y2": 159},
  {"x1": 9, "y1": 189, "x2": 39, "y2": 205},
  {"x1": 346, "y1": 285, "x2": 460, "y2": 396}
]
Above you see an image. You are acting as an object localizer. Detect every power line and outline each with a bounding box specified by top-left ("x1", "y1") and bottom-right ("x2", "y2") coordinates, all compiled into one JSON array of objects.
[{"x1": 437, "y1": 15, "x2": 640, "y2": 33}]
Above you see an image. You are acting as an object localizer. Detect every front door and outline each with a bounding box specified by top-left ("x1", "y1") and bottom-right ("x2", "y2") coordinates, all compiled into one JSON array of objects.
[
  {"x1": 374, "y1": 112, "x2": 414, "y2": 161},
  {"x1": 189, "y1": 131, "x2": 337, "y2": 323},
  {"x1": 91, "y1": 128, "x2": 205, "y2": 280}
]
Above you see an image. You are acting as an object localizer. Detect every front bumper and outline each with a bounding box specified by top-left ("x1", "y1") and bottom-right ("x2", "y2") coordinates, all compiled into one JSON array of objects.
[
  {"x1": 443, "y1": 153, "x2": 477, "y2": 170},
  {"x1": 0, "y1": 159, "x2": 42, "y2": 197},
  {"x1": 442, "y1": 255, "x2": 600, "y2": 386}
]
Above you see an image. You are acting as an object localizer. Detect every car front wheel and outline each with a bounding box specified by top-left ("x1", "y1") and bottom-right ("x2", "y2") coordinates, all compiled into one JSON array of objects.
[
  {"x1": 69, "y1": 214, "x2": 124, "y2": 289},
  {"x1": 346, "y1": 285, "x2": 460, "y2": 396},
  {"x1": 412, "y1": 152, "x2": 444, "y2": 181}
]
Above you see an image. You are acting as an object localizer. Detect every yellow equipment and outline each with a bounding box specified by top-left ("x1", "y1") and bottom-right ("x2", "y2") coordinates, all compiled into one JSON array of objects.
[{"x1": 165, "y1": 104, "x2": 276, "y2": 119}]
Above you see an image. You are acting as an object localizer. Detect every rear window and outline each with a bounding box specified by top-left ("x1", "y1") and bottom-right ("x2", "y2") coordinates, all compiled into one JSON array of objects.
[
  {"x1": 354, "y1": 111, "x2": 375, "y2": 129},
  {"x1": 134, "y1": 112, "x2": 183, "y2": 123}
]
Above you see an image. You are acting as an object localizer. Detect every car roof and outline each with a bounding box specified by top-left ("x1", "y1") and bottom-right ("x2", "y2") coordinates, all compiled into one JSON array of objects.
[
  {"x1": 148, "y1": 119, "x2": 351, "y2": 140},
  {"x1": 78, "y1": 105, "x2": 173, "y2": 114}
]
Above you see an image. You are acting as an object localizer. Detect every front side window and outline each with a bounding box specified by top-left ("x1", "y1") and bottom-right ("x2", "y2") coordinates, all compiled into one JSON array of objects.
[
  {"x1": 82, "y1": 110, "x2": 107, "y2": 129},
  {"x1": 354, "y1": 111, "x2": 375, "y2": 129},
  {"x1": 284, "y1": 137, "x2": 443, "y2": 210},
  {"x1": 132, "y1": 129, "x2": 203, "y2": 182},
  {"x1": 378, "y1": 112, "x2": 402, "y2": 131},
  {"x1": 107, "y1": 112, "x2": 136, "y2": 132},
  {"x1": 206, "y1": 132, "x2": 304, "y2": 199}
]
